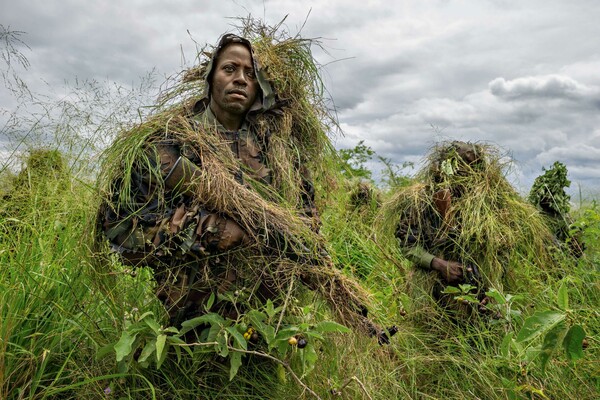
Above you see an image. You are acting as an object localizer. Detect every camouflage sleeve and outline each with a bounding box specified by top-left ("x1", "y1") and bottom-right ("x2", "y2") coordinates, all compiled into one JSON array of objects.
[
  {"x1": 395, "y1": 208, "x2": 435, "y2": 270},
  {"x1": 405, "y1": 245, "x2": 435, "y2": 270},
  {"x1": 155, "y1": 142, "x2": 251, "y2": 253},
  {"x1": 101, "y1": 140, "x2": 250, "y2": 256}
]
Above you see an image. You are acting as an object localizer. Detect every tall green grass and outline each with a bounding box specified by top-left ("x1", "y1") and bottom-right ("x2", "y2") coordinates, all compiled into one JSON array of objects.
[{"x1": 0, "y1": 144, "x2": 598, "y2": 399}]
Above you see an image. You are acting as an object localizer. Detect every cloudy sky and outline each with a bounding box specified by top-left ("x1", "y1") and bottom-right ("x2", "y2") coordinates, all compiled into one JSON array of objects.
[{"x1": 2, "y1": 0, "x2": 599, "y2": 196}]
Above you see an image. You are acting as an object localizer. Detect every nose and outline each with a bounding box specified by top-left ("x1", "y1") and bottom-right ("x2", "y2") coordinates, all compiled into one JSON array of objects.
[{"x1": 233, "y1": 70, "x2": 247, "y2": 86}]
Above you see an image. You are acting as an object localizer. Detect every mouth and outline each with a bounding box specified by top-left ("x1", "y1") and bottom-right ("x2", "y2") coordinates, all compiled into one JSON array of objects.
[{"x1": 227, "y1": 89, "x2": 247, "y2": 99}]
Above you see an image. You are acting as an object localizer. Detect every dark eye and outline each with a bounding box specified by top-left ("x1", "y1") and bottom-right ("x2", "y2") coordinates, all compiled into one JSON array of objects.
[
  {"x1": 223, "y1": 65, "x2": 235, "y2": 73},
  {"x1": 245, "y1": 69, "x2": 256, "y2": 80}
]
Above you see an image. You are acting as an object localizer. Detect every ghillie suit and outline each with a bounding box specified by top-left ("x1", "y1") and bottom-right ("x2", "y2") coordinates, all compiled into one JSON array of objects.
[
  {"x1": 97, "y1": 23, "x2": 381, "y2": 338},
  {"x1": 348, "y1": 179, "x2": 381, "y2": 212},
  {"x1": 1, "y1": 149, "x2": 68, "y2": 219},
  {"x1": 379, "y1": 141, "x2": 558, "y2": 319},
  {"x1": 528, "y1": 161, "x2": 584, "y2": 257}
]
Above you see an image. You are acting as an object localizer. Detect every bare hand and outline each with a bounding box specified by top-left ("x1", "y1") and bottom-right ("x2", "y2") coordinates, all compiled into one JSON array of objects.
[{"x1": 431, "y1": 257, "x2": 463, "y2": 284}]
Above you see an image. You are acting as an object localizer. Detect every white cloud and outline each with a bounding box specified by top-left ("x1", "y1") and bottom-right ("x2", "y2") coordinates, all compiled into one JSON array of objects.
[{"x1": 489, "y1": 75, "x2": 596, "y2": 100}]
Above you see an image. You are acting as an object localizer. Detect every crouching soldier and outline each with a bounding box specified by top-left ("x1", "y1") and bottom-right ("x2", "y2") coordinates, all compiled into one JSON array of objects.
[
  {"x1": 98, "y1": 32, "x2": 388, "y2": 343},
  {"x1": 380, "y1": 141, "x2": 558, "y2": 320}
]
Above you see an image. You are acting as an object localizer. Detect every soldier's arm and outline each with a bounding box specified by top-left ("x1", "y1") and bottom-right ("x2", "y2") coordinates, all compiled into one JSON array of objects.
[
  {"x1": 155, "y1": 142, "x2": 251, "y2": 252},
  {"x1": 395, "y1": 217, "x2": 463, "y2": 283}
]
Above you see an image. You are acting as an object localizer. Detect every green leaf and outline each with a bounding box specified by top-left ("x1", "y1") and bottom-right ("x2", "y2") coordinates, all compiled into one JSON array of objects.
[
  {"x1": 516, "y1": 311, "x2": 565, "y2": 343},
  {"x1": 96, "y1": 343, "x2": 114, "y2": 361},
  {"x1": 539, "y1": 322, "x2": 567, "y2": 372},
  {"x1": 300, "y1": 342, "x2": 318, "y2": 377},
  {"x1": 461, "y1": 294, "x2": 480, "y2": 304},
  {"x1": 442, "y1": 286, "x2": 461, "y2": 294},
  {"x1": 262, "y1": 325, "x2": 275, "y2": 345},
  {"x1": 304, "y1": 330, "x2": 325, "y2": 341},
  {"x1": 501, "y1": 377, "x2": 516, "y2": 396},
  {"x1": 162, "y1": 326, "x2": 179, "y2": 334},
  {"x1": 174, "y1": 343, "x2": 182, "y2": 363},
  {"x1": 117, "y1": 359, "x2": 129, "y2": 374},
  {"x1": 156, "y1": 340, "x2": 169, "y2": 369},
  {"x1": 557, "y1": 281, "x2": 569, "y2": 311},
  {"x1": 229, "y1": 351, "x2": 242, "y2": 381},
  {"x1": 276, "y1": 363, "x2": 287, "y2": 384},
  {"x1": 314, "y1": 321, "x2": 351, "y2": 334},
  {"x1": 509, "y1": 310, "x2": 522, "y2": 319},
  {"x1": 524, "y1": 345, "x2": 542, "y2": 363},
  {"x1": 207, "y1": 323, "x2": 221, "y2": 342},
  {"x1": 299, "y1": 322, "x2": 311, "y2": 330},
  {"x1": 205, "y1": 292, "x2": 216, "y2": 311},
  {"x1": 274, "y1": 326, "x2": 300, "y2": 341},
  {"x1": 143, "y1": 317, "x2": 161, "y2": 335},
  {"x1": 168, "y1": 336, "x2": 193, "y2": 357},
  {"x1": 126, "y1": 321, "x2": 151, "y2": 335},
  {"x1": 500, "y1": 332, "x2": 513, "y2": 358},
  {"x1": 485, "y1": 289, "x2": 506, "y2": 305},
  {"x1": 180, "y1": 313, "x2": 225, "y2": 335},
  {"x1": 247, "y1": 311, "x2": 268, "y2": 334},
  {"x1": 114, "y1": 331, "x2": 137, "y2": 362},
  {"x1": 458, "y1": 284, "x2": 476, "y2": 293},
  {"x1": 441, "y1": 159, "x2": 455, "y2": 175},
  {"x1": 276, "y1": 337, "x2": 290, "y2": 356},
  {"x1": 138, "y1": 339, "x2": 156, "y2": 364},
  {"x1": 265, "y1": 299, "x2": 278, "y2": 320},
  {"x1": 563, "y1": 324, "x2": 585, "y2": 361},
  {"x1": 246, "y1": 310, "x2": 267, "y2": 323},
  {"x1": 138, "y1": 311, "x2": 154, "y2": 321},
  {"x1": 217, "y1": 334, "x2": 229, "y2": 357},
  {"x1": 226, "y1": 326, "x2": 248, "y2": 351},
  {"x1": 155, "y1": 334, "x2": 167, "y2": 365}
]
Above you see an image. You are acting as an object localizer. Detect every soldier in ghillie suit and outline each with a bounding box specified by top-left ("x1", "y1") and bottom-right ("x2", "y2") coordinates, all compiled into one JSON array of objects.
[
  {"x1": 528, "y1": 161, "x2": 584, "y2": 257},
  {"x1": 379, "y1": 141, "x2": 558, "y2": 318},
  {"x1": 97, "y1": 28, "x2": 387, "y2": 342}
]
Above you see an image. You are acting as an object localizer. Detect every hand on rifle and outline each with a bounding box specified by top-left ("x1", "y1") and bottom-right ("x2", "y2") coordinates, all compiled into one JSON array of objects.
[{"x1": 431, "y1": 257, "x2": 463, "y2": 284}]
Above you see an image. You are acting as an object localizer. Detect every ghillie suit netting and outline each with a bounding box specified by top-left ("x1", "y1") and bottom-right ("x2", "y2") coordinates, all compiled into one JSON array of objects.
[
  {"x1": 97, "y1": 19, "x2": 378, "y2": 336},
  {"x1": 378, "y1": 141, "x2": 560, "y2": 317}
]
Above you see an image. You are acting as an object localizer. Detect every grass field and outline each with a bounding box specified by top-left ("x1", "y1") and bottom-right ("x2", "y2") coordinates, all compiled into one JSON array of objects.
[{"x1": 0, "y1": 144, "x2": 597, "y2": 400}]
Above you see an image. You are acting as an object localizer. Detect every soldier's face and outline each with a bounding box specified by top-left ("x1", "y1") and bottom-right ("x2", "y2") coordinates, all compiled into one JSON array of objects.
[{"x1": 209, "y1": 43, "x2": 258, "y2": 123}]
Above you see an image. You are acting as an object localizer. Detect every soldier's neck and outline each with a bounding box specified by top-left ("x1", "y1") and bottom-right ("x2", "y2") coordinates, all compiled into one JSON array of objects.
[{"x1": 209, "y1": 104, "x2": 243, "y2": 131}]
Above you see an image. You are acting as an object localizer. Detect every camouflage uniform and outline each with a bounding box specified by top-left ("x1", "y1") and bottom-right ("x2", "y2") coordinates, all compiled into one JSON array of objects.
[{"x1": 99, "y1": 35, "x2": 318, "y2": 324}]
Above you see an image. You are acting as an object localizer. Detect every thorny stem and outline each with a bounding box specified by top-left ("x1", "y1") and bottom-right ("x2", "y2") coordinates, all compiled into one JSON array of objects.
[{"x1": 177, "y1": 341, "x2": 322, "y2": 400}]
